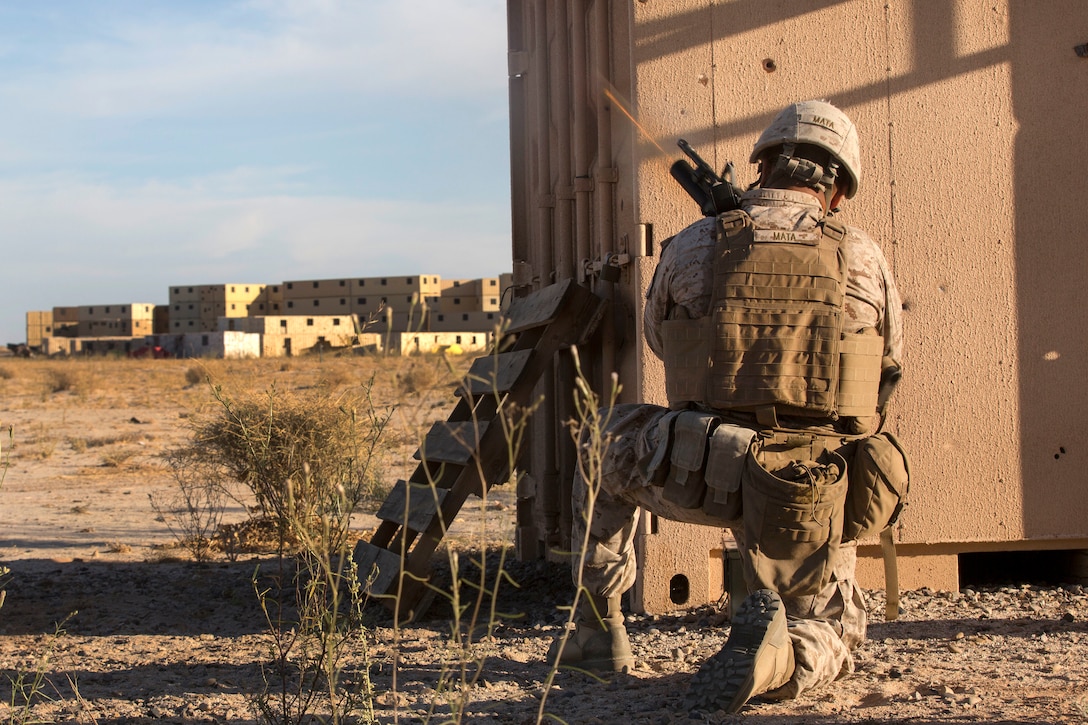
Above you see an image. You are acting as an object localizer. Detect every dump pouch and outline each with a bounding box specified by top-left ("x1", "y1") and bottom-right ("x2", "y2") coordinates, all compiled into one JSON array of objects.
[
  {"x1": 702, "y1": 423, "x2": 757, "y2": 521},
  {"x1": 662, "y1": 411, "x2": 719, "y2": 508},
  {"x1": 741, "y1": 440, "x2": 848, "y2": 597},
  {"x1": 842, "y1": 432, "x2": 910, "y2": 542}
]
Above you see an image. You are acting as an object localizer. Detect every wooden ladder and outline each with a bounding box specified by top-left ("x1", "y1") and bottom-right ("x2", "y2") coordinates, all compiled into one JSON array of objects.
[{"x1": 354, "y1": 279, "x2": 606, "y2": 620}]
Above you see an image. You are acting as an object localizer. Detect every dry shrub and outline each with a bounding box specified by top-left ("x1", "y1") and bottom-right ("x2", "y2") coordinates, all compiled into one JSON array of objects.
[
  {"x1": 395, "y1": 356, "x2": 442, "y2": 396},
  {"x1": 0, "y1": 365, "x2": 14, "y2": 380},
  {"x1": 185, "y1": 366, "x2": 205, "y2": 387},
  {"x1": 316, "y1": 363, "x2": 354, "y2": 390},
  {"x1": 44, "y1": 366, "x2": 81, "y2": 394},
  {"x1": 100, "y1": 449, "x2": 137, "y2": 468},
  {"x1": 176, "y1": 378, "x2": 393, "y2": 553}
]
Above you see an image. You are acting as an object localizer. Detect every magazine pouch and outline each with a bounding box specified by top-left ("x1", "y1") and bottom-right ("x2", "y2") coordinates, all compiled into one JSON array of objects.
[
  {"x1": 661, "y1": 411, "x2": 718, "y2": 508},
  {"x1": 702, "y1": 423, "x2": 757, "y2": 521}
]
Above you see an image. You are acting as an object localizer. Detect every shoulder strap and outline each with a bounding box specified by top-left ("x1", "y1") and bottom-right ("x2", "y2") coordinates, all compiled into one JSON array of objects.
[
  {"x1": 715, "y1": 209, "x2": 751, "y2": 238},
  {"x1": 819, "y1": 218, "x2": 847, "y2": 242}
]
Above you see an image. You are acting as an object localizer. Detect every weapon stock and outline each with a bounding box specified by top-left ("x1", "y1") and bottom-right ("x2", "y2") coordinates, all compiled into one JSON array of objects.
[{"x1": 670, "y1": 138, "x2": 743, "y2": 216}]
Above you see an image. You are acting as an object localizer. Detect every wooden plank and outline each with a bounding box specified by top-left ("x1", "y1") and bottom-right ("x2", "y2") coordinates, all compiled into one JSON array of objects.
[
  {"x1": 503, "y1": 279, "x2": 576, "y2": 334},
  {"x1": 413, "y1": 420, "x2": 489, "y2": 465},
  {"x1": 354, "y1": 542, "x2": 404, "y2": 600},
  {"x1": 375, "y1": 479, "x2": 449, "y2": 532},
  {"x1": 456, "y1": 349, "x2": 534, "y2": 397}
]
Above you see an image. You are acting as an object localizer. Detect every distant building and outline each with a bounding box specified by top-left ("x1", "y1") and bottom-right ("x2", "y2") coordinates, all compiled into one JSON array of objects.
[{"x1": 26, "y1": 273, "x2": 512, "y2": 356}]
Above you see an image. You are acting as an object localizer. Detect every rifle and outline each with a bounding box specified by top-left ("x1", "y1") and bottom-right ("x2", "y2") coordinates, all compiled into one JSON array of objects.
[{"x1": 669, "y1": 138, "x2": 744, "y2": 216}]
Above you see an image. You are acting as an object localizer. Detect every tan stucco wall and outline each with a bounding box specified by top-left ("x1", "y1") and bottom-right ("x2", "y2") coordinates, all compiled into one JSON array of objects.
[
  {"x1": 507, "y1": 0, "x2": 1088, "y2": 609},
  {"x1": 627, "y1": 0, "x2": 1088, "y2": 550}
]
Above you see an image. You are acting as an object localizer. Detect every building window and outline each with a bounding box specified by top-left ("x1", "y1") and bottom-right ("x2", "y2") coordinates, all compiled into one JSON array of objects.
[
  {"x1": 406, "y1": 277, "x2": 413, "y2": 284},
  {"x1": 333, "y1": 318, "x2": 341, "y2": 326},
  {"x1": 306, "y1": 318, "x2": 314, "y2": 326},
  {"x1": 438, "y1": 315, "x2": 445, "y2": 322},
  {"x1": 489, "y1": 298, "x2": 497, "y2": 305},
  {"x1": 245, "y1": 286, "x2": 250, "y2": 293},
  {"x1": 188, "y1": 287, "x2": 193, "y2": 293},
  {"x1": 313, "y1": 300, "x2": 320, "y2": 307},
  {"x1": 340, "y1": 298, "x2": 346, "y2": 305},
  {"x1": 454, "y1": 298, "x2": 461, "y2": 305},
  {"x1": 313, "y1": 281, "x2": 319, "y2": 288},
  {"x1": 230, "y1": 286, "x2": 236, "y2": 293},
  {"x1": 357, "y1": 279, "x2": 365, "y2": 287},
  {"x1": 202, "y1": 335, "x2": 209, "y2": 345},
  {"x1": 381, "y1": 279, "x2": 387, "y2": 286},
  {"x1": 280, "y1": 319, "x2": 287, "y2": 328},
  {"x1": 339, "y1": 280, "x2": 346, "y2": 287},
  {"x1": 287, "y1": 301, "x2": 295, "y2": 309},
  {"x1": 230, "y1": 304, "x2": 236, "y2": 310},
  {"x1": 357, "y1": 297, "x2": 366, "y2": 305},
  {"x1": 488, "y1": 279, "x2": 497, "y2": 287},
  {"x1": 456, "y1": 335, "x2": 462, "y2": 344},
  {"x1": 287, "y1": 282, "x2": 294, "y2": 290},
  {"x1": 462, "y1": 314, "x2": 469, "y2": 321}
]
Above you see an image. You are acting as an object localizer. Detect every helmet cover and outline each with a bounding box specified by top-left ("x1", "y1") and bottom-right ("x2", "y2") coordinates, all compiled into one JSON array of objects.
[{"x1": 750, "y1": 100, "x2": 861, "y2": 198}]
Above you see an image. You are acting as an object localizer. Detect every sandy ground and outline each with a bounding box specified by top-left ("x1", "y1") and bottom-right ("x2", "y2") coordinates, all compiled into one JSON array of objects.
[{"x1": 1, "y1": 355, "x2": 1087, "y2": 724}]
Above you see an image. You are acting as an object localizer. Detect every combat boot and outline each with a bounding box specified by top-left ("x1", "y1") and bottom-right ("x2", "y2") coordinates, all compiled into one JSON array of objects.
[
  {"x1": 547, "y1": 594, "x2": 634, "y2": 673},
  {"x1": 685, "y1": 588, "x2": 794, "y2": 713}
]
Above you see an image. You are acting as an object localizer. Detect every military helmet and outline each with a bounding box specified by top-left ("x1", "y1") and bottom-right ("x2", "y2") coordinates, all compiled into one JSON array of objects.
[{"x1": 749, "y1": 100, "x2": 861, "y2": 198}]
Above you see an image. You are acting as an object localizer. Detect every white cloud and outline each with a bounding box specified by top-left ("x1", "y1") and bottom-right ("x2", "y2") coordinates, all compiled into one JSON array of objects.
[
  {"x1": 0, "y1": 1, "x2": 513, "y2": 344},
  {"x1": 3, "y1": 0, "x2": 508, "y2": 120},
  {"x1": 0, "y1": 172, "x2": 509, "y2": 341}
]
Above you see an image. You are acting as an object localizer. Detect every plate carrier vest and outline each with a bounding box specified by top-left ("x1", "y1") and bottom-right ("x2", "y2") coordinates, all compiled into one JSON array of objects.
[{"x1": 662, "y1": 209, "x2": 882, "y2": 423}]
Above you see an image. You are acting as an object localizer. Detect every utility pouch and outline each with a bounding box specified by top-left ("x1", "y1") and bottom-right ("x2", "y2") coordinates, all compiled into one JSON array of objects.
[
  {"x1": 842, "y1": 432, "x2": 910, "y2": 542},
  {"x1": 741, "y1": 438, "x2": 848, "y2": 597},
  {"x1": 662, "y1": 411, "x2": 718, "y2": 508},
  {"x1": 702, "y1": 423, "x2": 757, "y2": 521},
  {"x1": 662, "y1": 317, "x2": 710, "y2": 406},
  {"x1": 837, "y1": 329, "x2": 883, "y2": 418},
  {"x1": 637, "y1": 411, "x2": 682, "y2": 486}
]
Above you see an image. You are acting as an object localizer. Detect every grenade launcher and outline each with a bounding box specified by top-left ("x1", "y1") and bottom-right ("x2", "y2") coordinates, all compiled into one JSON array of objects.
[{"x1": 669, "y1": 138, "x2": 744, "y2": 216}]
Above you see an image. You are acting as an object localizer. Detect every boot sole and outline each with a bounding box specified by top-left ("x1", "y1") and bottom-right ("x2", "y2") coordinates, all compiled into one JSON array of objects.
[{"x1": 685, "y1": 589, "x2": 788, "y2": 713}]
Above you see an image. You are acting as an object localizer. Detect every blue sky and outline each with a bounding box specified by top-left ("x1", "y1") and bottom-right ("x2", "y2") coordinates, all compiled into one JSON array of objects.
[{"x1": 0, "y1": 0, "x2": 511, "y2": 344}]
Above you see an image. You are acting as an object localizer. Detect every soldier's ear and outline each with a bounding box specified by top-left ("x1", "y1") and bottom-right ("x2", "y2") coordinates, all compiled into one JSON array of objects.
[{"x1": 830, "y1": 184, "x2": 847, "y2": 210}]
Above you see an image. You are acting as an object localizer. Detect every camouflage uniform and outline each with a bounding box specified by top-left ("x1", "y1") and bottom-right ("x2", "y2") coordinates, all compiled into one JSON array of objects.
[{"x1": 572, "y1": 186, "x2": 903, "y2": 697}]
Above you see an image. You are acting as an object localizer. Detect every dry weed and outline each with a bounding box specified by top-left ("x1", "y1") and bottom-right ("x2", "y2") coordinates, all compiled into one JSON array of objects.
[
  {"x1": 184, "y1": 366, "x2": 205, "y2": 387},
  {"x1": 100, "y1": 449, "x2": 137, "y2": 467}
]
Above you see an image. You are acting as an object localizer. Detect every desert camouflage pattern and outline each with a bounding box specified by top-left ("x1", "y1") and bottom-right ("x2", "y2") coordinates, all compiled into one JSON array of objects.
[
  {"x1": 572, "y1": 188, "x2": 902, "y2": 698},
  {"x1": 749, "y1": 100, "x2": 862, "y2": 198},
  {"x1": 571, "y1": 402, "x2": 867, "y2": 697}
]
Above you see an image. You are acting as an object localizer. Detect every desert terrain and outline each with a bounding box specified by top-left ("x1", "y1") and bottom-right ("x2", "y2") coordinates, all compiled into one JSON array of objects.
[{"x1": 0, "y1": 353, "x2": 1086, "y2": 724}]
